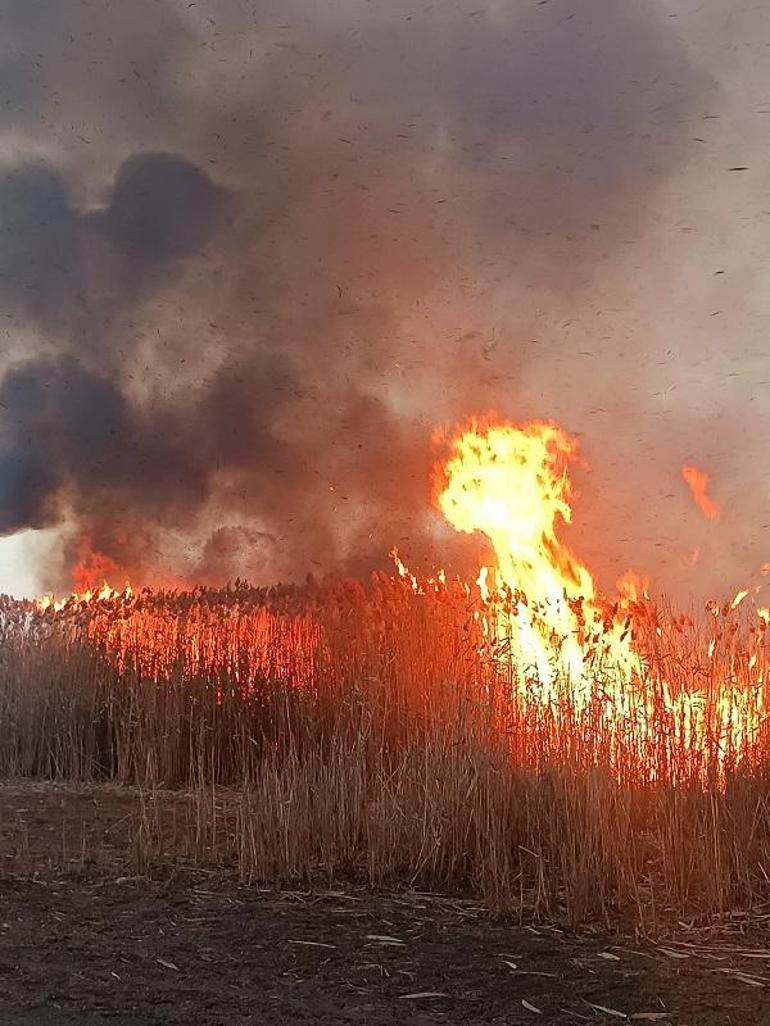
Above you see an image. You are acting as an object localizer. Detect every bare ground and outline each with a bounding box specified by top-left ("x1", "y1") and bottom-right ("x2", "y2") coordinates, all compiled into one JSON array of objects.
[{"x1": 0, "y1": 783, "x2": 768, "y2": 1025}]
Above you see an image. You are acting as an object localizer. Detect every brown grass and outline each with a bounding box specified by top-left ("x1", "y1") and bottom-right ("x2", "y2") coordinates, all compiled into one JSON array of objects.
[{"x1": 0, "y1": 578, "x2": 769, "y2": 930}]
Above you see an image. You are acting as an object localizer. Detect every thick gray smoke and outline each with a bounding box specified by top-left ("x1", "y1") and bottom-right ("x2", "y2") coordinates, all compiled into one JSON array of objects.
[{"x1": 0, "y1": 0, "x2": 763, "y2": 600}]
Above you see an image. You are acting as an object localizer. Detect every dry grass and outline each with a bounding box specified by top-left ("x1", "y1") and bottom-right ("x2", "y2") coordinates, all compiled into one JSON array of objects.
[{"x1": 0, "y1": 578, "x2": 769, "y2": 929}]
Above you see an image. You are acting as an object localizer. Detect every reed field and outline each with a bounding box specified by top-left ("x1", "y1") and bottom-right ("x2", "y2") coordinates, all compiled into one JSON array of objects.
[{"x1": 1, "y1": 574, "x2": 769, "y2": 931}]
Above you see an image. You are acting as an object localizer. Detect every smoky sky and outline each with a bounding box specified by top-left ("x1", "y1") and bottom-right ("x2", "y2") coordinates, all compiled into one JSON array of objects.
[{"x1": 1, "y1": 0, "x2": 754, "y2": 597}]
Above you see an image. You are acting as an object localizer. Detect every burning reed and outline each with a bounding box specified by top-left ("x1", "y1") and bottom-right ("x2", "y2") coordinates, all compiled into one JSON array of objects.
[
  {"x1": 1, "y1": 575, "x2": 769, "y2": 929},
  {"x1": 2, "y1": 416, "x2": 769, "y2": 927}
]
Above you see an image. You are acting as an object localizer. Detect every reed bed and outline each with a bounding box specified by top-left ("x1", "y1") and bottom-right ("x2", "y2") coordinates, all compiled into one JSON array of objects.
[{"x1": 0, "y1": 577, "x2": 769, "y2": 927}]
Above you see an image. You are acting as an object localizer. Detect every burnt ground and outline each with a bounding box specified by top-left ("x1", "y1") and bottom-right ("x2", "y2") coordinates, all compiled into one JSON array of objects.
[{"x1": 1, "y1": 784, "x2": 769, "y2": 1025}]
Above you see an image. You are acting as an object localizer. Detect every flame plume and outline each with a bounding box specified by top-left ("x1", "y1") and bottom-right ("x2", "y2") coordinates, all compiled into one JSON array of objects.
[
  {"x1": 681, "y1": 464, "x2": 720, "y2": 521},
  {"x1": 434, "y1": 417, "x2": 641, "y2": 697}
]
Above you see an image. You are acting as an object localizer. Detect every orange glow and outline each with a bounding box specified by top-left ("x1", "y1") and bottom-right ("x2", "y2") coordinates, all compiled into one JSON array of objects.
[
  {"x1": 72, "y1": 536, "x2": 122, "y2": 593},
  {"x1": 434, "y1": 418, "x2": 640, "y2": 694},
  {"x1": 681, "y1": 464, "x2": 720, "y2": 521},
  {"x1": 731, "y1": 588, "x2": 750, "y2": 610},
  {"x1": 37, "y1": 581, "x2": 132, "y2": 613},
  {"x1": 429, "y1": 416, "x2": 764, "y2": 783},
  {"x1": 32, "y1": 414, "x2": 768, "y2": 790},
  {"x1": 616, "y1": 569, "x2": 649, "y2": 603}
]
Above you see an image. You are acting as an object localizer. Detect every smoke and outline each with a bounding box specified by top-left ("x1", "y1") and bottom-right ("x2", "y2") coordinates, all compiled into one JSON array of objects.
[
  {"x1": 0, "y1": 153, "x2": 228, "y2": 354},
  {"x1": 1, "y1": 0, "x2": 757, "y2": 599}
]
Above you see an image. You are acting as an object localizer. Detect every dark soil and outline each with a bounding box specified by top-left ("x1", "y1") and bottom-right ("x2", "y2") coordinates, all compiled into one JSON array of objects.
[{"x1": 1, "y1": 783, "x2": 768, "y2": 1025}]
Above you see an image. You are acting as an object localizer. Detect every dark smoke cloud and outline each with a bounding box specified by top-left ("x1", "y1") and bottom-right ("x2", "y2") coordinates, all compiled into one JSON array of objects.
[
  {"x1": 0, "y1": 153, "x2": 227, "y2": 352},
  {"x1": 0, "y1": 355, "x2": 208, "y2": 532},
  {"x1": 96, "y1": 154, "x2": 227, "y2": 264},
  {"x1": 0, "y1": 0, "x2": 720, "y2": 593}
]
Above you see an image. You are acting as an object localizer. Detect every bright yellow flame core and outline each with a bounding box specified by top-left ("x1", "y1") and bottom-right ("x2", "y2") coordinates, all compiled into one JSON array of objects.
[
  {"x1": 435, "y1": 419, "x2": 640, "y2": 697},
  {"x1": 438, "y1": 422, "x2": 588, "y2": 588}
]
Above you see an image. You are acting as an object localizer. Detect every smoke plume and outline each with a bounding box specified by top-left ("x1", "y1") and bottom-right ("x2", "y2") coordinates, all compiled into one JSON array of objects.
[{"x1": 0, "y1": 0, "x2": 761, "y2": 600}]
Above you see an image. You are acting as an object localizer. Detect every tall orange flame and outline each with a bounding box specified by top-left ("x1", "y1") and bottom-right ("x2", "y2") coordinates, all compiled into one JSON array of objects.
[{"x1": 433, "y1": 417, "x2": 641, "y2": 698}]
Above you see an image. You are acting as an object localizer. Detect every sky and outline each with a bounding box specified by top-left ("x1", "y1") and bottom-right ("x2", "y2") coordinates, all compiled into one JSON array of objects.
[{"x1": 0, "y1": 0, "x2": 768, "y2": 602}]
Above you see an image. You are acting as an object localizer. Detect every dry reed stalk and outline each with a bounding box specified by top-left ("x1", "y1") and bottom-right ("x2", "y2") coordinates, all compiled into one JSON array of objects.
[{"x1": 0, "y1": 582, "x2": 768, "y2": 926}]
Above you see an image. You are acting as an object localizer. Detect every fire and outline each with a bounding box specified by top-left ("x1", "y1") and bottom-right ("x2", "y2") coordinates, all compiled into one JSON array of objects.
[
  {"x1": 616, "y1": 569, "x2": 649, "y2": 603},
  {"x1": 37, "y1": 581, "x2": 131, "y2": 613},
  {"x1": 35, "y1": 535, "x2": 130, "y2": 612},
  {"x1": 73, "y1": 537, "x2": 122, "y2": 593},
  {"x1": 435, "y1": 420, "x2": 588, "y2": 595},
  {"x1": 430, "y1": 416, "x2": 765, "y2": 782},
  {"x1": 31, "y1": 413, "x2": 768, "y2": 788},
  {"x1": 681, "y1": 464, "x2": 720, "y2": 521},
  {"x1": 434, "y1": 417, "x2": 641, "y2": 696},
  {"x1": 731, "y1": 588, "x2": 750, "y2": 610}
]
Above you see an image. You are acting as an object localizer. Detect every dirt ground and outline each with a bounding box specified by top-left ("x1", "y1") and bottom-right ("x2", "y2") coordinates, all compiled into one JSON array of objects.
[{"x1": 1, "y1": 783, "x2": 769, "y2": 1026}]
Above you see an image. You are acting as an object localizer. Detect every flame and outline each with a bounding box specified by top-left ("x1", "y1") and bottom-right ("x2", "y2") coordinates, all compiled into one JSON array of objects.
[
  {"x1": 616, "y1": 569, "x2": 649, "y2": 603},
  {"x1": 433, "y1": 417, "x2": 641, "y2": 699},
  {"x1": 72, "y1": 536, "x2": 122, "y2": 593},
  {"x1": 31, "y1": 413, "x2": 767, "y2": 789},
  {"x1": 36, "y1": 535, "x2": 130, "y2": 610},
  {"x1": 731, "y1": 588, "x2": 750, "y2": 610},
  {"x1": 429, "y1": 416, "x2": 764, "y2": 782},
  {"x1": 36, "y1": 580, "x2": 131, "y2": 613},
  {"x1": 681, "y1": 464, "x2": 720, "y2": 521},
  {"x1": 435, "y1": 419, "x2": 587, "y2": 594}
]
